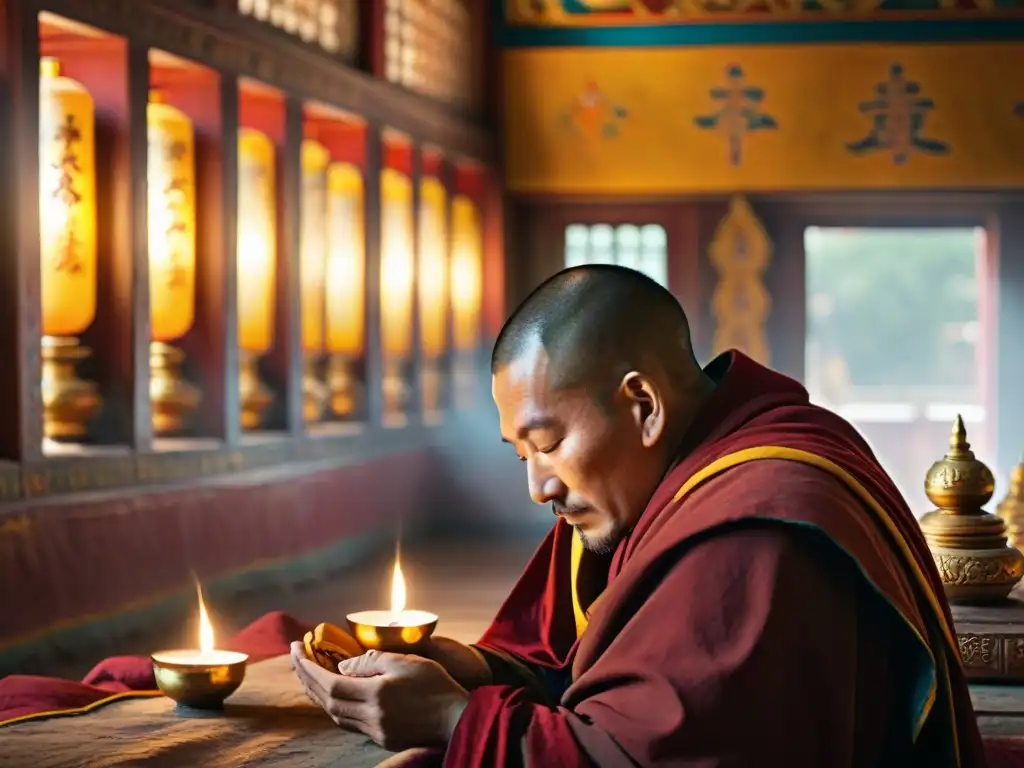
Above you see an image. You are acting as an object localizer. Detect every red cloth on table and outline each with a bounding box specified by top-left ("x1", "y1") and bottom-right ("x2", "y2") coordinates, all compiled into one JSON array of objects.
[{"x1": 0, "y1": 610, "x2": 312, "y2": 726}]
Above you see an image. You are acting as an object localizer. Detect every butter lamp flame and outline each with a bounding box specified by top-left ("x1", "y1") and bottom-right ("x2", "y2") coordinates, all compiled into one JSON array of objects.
[
  {"x1": 347, "y1": 551, "x2": 438, "y2": 653},
  {"x1": 391, "y1": 556, "x2": 407, "y2": 618},
  {"x1": 151, "y1": 581, "x2": 248, "y2": 710},
  {"x1": 197, "y1": 581, "x2": 215, "y2": 654}
]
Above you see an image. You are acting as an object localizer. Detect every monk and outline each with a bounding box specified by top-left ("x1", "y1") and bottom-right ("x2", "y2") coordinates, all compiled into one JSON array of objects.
[{"x1": 292, "y1": 265, "x2": 985, "y2": 767}]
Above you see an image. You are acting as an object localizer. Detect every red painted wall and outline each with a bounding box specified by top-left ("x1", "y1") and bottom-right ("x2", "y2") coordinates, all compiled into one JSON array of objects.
[{"x1": 0, "y1": 450, "x2": 434, "y2": 657}]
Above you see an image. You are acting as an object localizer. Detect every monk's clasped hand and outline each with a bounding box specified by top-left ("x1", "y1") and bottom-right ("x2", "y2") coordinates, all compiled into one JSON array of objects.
[{"x1": 290, "y1": 641, "x2": 470, "y2": 752}]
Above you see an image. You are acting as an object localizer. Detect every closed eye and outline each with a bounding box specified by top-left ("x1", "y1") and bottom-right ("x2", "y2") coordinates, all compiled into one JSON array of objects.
[{"x1": 539, "y1": 439, "x2": 563, "y2": 454}]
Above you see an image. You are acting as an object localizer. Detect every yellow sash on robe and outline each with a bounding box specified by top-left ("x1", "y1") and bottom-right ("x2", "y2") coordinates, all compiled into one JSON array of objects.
[{"x1": 569, "y1": 445, "x2": 960, "y2": 760}]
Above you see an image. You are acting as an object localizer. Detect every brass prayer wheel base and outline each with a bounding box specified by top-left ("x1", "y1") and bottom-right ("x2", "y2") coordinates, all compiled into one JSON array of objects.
[
  {"x1": 382, "y1": 359, "x2": 410, "y2": 427},
  {"x1": 303, "y1": 356, "x2": 329, "y2": 424},
  {"x1": 452, "y1": 356, "x2": 477, "y2": 410},
  {"x1": 239, "y1": 352, "x2": 273, "y2": 430},
  {"x1": 150, "y1": 342, "x2": 201, "y2": 436},
  {"x1": 41, "y1": 335, "x2": 102, "y2": 441},
  {"x1": 931, "y1": 545, "x2": 1024, "y2": 604},
  {"x1": 421, "y1": 357, "x2": 444, "y2": 423},
  {"x1": 326, "y1": 354, "x2": 362, "y2": 419}
]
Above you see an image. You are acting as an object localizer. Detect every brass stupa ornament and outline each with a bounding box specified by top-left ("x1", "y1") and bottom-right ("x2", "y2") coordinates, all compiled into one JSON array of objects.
[
  {"x1": 919, "y1": 415, "x2": 1024, "y2": 604},
  {"x1": 997, "y1": 456, "x2": 1024, "y2": 553}
]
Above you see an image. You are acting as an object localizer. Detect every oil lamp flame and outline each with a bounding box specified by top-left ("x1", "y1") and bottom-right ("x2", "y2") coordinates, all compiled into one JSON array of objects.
[
  {"x1": 196, "y1": 581, "x2": 215, "y2": 654},
  {"x1": 390, "y1": 556, "x2": 407, "y2": 618}
]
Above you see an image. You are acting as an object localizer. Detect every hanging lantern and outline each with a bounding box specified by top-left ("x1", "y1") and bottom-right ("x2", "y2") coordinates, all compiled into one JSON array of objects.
[
  {"x1": 379, "y1": 167, "x2": 414, "y2": 424},
  {"x1": 300, "y1": 138, "x2": 330, "y2": 424},
  {"x1": 450, "y1": 194, "x2": 483, "y2": 408},
  {"x1": 236, "y1": 127, "x2": 277, "y2": 429},
  {"x1": 38, "y1": 56, "x2": 101, "y2": 442},
  {"x1": 324, "y1": 161, "x2": 365, "y2": 419},
  {"x1": 147, "y1": 89, "x2": 201, "y2": 435},
  {"x1": 418, "y1": 175, "x2": 448, "y2": 418}
]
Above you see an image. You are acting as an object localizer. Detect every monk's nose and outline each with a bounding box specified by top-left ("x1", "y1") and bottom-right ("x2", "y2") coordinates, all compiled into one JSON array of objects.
[{"x1": 526, "y1": 459, "x2": 564, "y2": 506}]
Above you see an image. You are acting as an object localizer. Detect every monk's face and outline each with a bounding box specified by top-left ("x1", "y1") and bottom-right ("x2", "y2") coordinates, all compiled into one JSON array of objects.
[{"x1": 493, "y1": 344, "x2": 671, "y2": 554}]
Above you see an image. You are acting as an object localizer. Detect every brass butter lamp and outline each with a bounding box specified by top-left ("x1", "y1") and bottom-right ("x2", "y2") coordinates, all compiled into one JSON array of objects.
[
  {"x1": 148, "y1": 89, "x2": 201, "y2": 435},
  {"x1": 38, "y1": 56, "x2": 102, "y2": 441},
  {"x1": 450, "y1": 194, "x2": 483, "y2": 410},
  {"x1": 236, "y1": 127, "x2": 277, "y2": 429},
  {"x1": 379, "y1": 168, "x2": 415, "y2": 426},
  {"x1": 418, "y1": 175, "x2": 449, "y2": 422},
  {"x1": 920, "y1": 416, "x2": 1024, "y2": 603},
  {"x1": 347, "y1": 554, "x2": 437, "y2": 653},
  {"x1": 152, "y1": 582, "x2": 247, "y2": 710},
  {"x1": 324, "y1": 161, "x2": 366, "y2": 419},
  {"x1": 300, "y1": 139, "x2": 331, "y2": 424},
  {"x1": 997, "y1": 456, "x2": 1024, "y2": 554}
]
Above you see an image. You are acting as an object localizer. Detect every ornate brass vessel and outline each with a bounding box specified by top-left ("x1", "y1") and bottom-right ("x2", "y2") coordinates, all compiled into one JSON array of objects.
[
  {"x1": 997, "y1": 457, "x2": 1024, "y2": 553},
  {"x1": 919, "y1": 416, "x2": 1024, "y2": 604}
]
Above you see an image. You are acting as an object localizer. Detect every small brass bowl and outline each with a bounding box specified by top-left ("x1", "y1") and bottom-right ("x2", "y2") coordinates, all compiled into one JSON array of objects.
[
  {"x1": 346, "y1": 610, "x2": 438, "y2": 653},
  {"x1": 151, "y1": 649, "x2": 248, "y2": 710}
]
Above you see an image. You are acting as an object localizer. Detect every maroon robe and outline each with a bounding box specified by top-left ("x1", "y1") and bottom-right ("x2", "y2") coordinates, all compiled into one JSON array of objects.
[{"x1": 448, "y1": 351, "x2": 984, "y2": 767}]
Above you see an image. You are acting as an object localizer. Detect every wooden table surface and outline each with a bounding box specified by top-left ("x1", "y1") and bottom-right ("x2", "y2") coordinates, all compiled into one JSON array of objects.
[{"x1": 0, "y1": 656, "x2": 393, "y2": 768}]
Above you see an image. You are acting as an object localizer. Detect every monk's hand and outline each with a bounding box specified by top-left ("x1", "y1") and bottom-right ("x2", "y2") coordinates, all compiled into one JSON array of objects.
[
  {"x1": 418, "y1": 637, "x2": 492, "y2": 690},
  {"x1": 290, "y1": 641, "x2": 469, "y2": 752}
]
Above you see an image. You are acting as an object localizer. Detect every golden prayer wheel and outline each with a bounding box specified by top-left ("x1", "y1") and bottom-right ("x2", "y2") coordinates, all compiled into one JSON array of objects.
[
  {"x1": 324, "y1": 162, "x2": 365, "y2": 420},
  {"x1": 38, "y1": 57, "x2": 102, "y2": 440},
  {"x1": 300, "y1": 139, "x2": 331, "y2": 425},
  {"x1": 380, "y1": 168, "x2": 414, "y2": 426},
  {"x1": 148, "y1": 89, "x2": 201, "y2": 435},
  {"x1": 919, "y1": 416, "x2": 1024, "y2": 604},
  {"x1": 419, "y1": 175, "x2": 448, "y2": 418},
  {"x1": 236, "y1": 128, "x2": 277, "y2": 429}
]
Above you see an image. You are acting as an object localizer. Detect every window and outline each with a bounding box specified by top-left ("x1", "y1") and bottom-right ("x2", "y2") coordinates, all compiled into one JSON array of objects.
[
  {"x1": 563, "y1": 223, "x2": 668, "y2": 287},
  {"x1": 804, "y1": 226, "x2": 988, "y2": 513},
  {"x1": 238, "y1": 0, "x2": 359, "y2": 60},
  {"x1": 384, "y1": 0, "x2": 473, "y2": 109}
]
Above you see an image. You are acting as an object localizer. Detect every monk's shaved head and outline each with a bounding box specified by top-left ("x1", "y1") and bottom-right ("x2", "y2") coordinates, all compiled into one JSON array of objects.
[
  {"x1": 492, "y1": 266, "x2": 714, "y2": 554},
  {"x1": 491, "y1": 265, "x2": 700, "y2": 404}
]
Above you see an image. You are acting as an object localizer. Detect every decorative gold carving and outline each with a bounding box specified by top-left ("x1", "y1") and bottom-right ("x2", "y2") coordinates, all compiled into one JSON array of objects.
[
  {"x1": 959, "y1": 632, "x2": 997, "y2": 668},
  {"x1": 936, "y1": 553, "x2": 1023, "y2": 586},
  {"x1": 998, "y1": 456, "x2": 1024, "y2": 552},
  {"x1": 919, "y1": 416, "x2": 1024, "y2": 603},
  {"x1": 708, "y1": 196, "x2": 772, "y2": 365}
]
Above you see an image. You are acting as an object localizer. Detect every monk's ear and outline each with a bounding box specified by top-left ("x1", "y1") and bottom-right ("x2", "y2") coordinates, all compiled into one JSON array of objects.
[{"x1": 621, "y1": 372, "x2": 664, "y2": 448}]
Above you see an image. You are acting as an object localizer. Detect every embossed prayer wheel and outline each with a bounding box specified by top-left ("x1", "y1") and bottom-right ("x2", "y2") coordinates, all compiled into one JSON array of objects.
[
  {"x1": 919, "y1": 416, "x2": 1024, "y2": 604},
  {"x1": 997, "y1": 457, "x2": 1024, "y2": 554}
]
